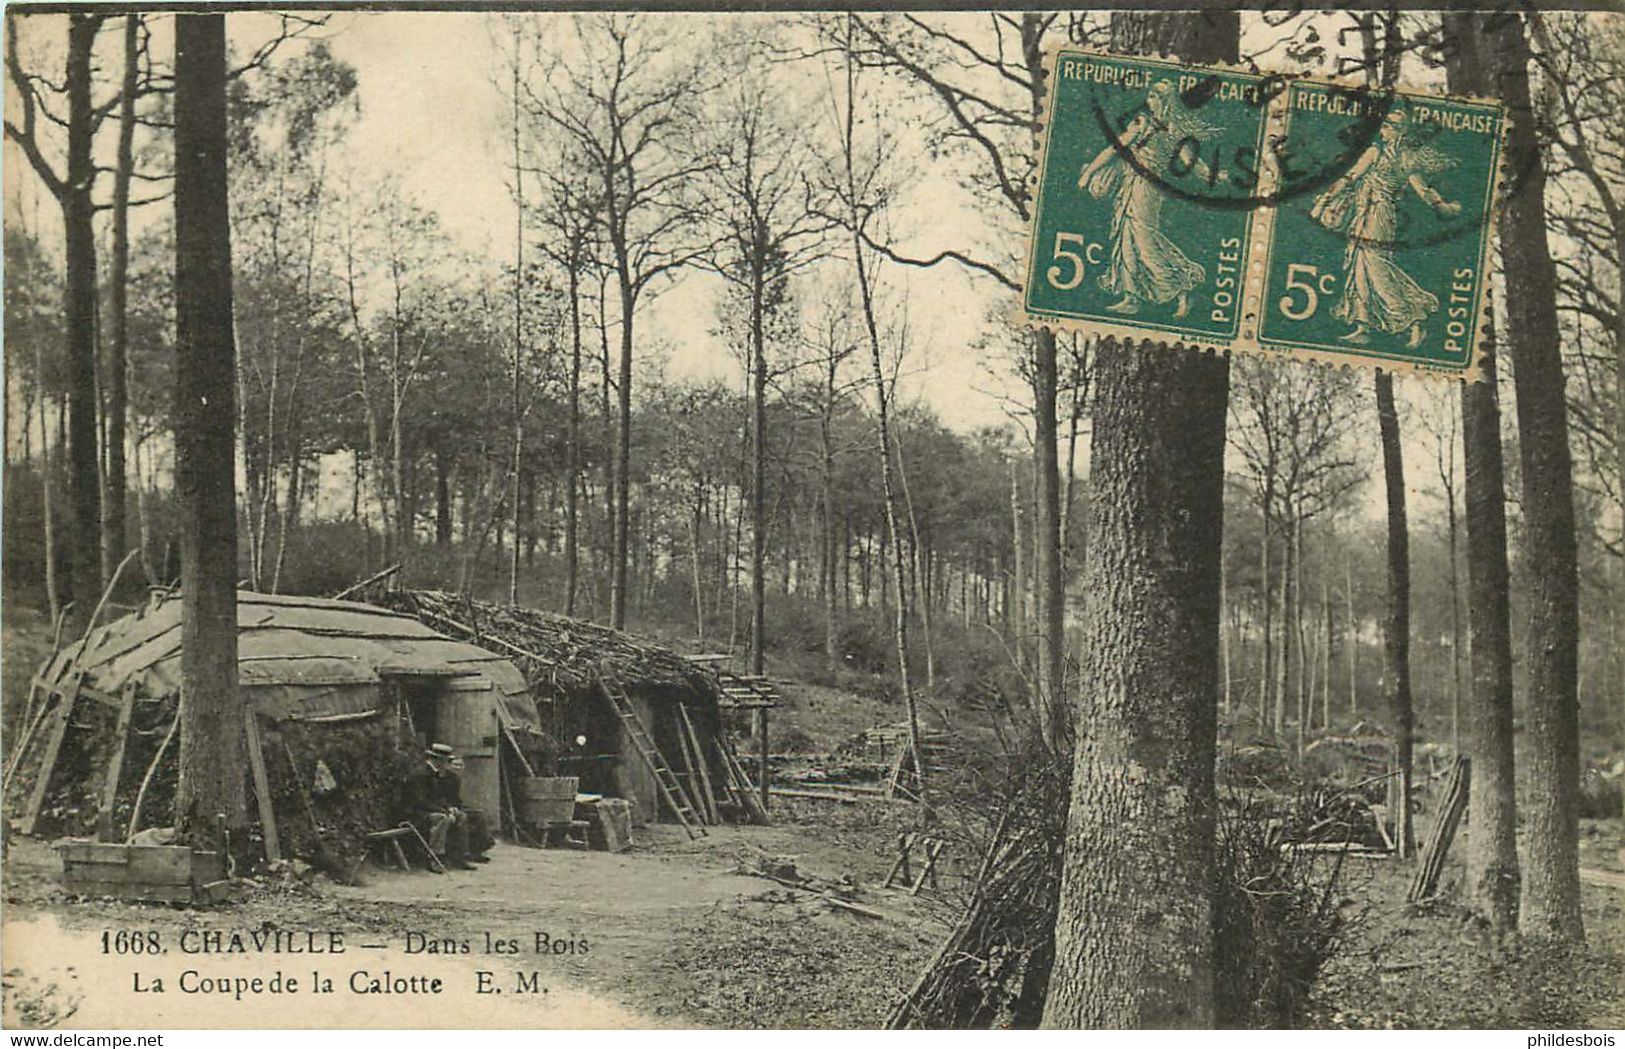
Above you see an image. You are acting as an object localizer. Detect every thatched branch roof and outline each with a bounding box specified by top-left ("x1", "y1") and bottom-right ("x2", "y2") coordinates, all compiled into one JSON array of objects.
[{"x1": 375, "y1": 590, "x2": 721, "y2": 707}]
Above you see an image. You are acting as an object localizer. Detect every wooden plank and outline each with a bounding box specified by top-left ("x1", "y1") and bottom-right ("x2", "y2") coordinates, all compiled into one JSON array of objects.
[
  {"x1": 717, "y1": 733, "x2": 769, "y2": 825},
  {"x1": 62, "y1": 878, "x2": 194, "y2": 903},
  {"x1": 127, "y1": 846, "x2": 195, "y2": 883},
  {"x1": 757, "y1": 708, "x2": 770, "y2": 813},
  {"x1": 189, "y1": 850, "x2": 225, "y2": 884},
  {"x1": 96, "y1": 688, "x2": 138, "y2": 841},
  {"x1": 678, "y1": 705, "x2": 720, "y2": 825},
  {"x1": 1408, "y1": 756, "x2": 1470, "y2": 903},
  {"x1": 242, "y1": 709, "x2": 281, "y2": 863},
  {"x1": 770, "y1": 786, "x2": 859, "y2": 804},
  {"x1": 671, "y1": 708, "x2": 708, "y2": 825},
  {"x1": 30, "y1": 676, "x2": 124, "y2": 709},
  {"x1": 21, "y1": 687, "x2": 77, "y2": 836}
]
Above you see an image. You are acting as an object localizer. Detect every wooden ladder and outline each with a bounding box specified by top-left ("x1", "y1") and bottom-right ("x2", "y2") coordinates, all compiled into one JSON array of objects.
[{"x1": 597, "y1": 665, "x2": 706, "y2": 839}]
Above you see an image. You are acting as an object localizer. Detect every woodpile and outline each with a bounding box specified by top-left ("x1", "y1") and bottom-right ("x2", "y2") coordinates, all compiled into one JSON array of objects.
[
  {"x1": 1408, "y1": 756, "x2": 1470, "y2": 903},
  {"x1": 376, "y1": 589, "x2": 720, "y2": 703}
]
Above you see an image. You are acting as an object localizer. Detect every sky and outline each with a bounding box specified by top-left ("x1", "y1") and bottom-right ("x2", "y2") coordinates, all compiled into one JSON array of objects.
[{"x1": 313, "y1": 10, "x2": 1006, "y2": 426}]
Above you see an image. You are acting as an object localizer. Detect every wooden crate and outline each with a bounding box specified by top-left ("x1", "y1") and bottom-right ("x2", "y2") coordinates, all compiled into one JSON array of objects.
[{"x1": 60, "y1": 843, "x2": 225, "y2": 904}]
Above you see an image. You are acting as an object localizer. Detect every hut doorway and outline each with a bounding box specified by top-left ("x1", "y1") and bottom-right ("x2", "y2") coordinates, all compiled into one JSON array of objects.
[{"x1": 388, "y1": 672, "x2": 502, "y2": 818}]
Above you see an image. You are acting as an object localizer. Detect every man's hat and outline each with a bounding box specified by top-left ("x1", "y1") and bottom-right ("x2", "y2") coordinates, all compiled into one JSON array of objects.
[{"x1": 426, "y1": 742, "x2": 456, "y2": 759}]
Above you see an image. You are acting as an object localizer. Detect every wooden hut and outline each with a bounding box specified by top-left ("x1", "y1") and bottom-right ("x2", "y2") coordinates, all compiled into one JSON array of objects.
[
  {"x1": 5, "y1": 591, "x2": 540, "y2": 861},
  {"x1": 376, "y1": 590, "x2": 755, "y2": 831}
]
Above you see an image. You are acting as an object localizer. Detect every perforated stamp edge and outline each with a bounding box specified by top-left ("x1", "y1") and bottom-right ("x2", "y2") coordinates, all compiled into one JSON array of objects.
[{"x1": 1013, "y1": 45, "x2": 1509, "y2": 384}]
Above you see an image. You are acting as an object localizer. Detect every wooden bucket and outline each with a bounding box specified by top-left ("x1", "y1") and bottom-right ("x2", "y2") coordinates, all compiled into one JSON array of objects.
[{"x1": 518, "y1": 776, "x2": 579, "y2": 826}]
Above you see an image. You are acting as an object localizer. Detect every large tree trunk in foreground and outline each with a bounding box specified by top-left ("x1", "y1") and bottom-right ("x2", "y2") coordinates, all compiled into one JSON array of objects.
[
  {"x1": 1042, "y1": 13, "x2": 1234, "y2": 1029},
  {"x1": 1493, "y1": 16, "x2": 1583, "y2": 943},
  {"x1": 1441, "y1": 12, "x2": 1520, "y2": 936},
  {"x1": 1375, "y1": 371, "x2": 1415, "y2": 858},
  {"x1": 173, "y1": 13, "x2": 246, "y2": 854}
]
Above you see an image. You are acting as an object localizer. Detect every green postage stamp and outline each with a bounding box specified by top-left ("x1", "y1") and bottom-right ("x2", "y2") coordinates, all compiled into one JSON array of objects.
[{"x1": 1020, "y1": 49, "x2": 1507, "y2": 381}]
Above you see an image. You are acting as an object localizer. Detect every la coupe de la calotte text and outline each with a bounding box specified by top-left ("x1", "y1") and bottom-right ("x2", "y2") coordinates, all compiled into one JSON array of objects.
[{"x1": 103, "y1": 927, "x2": 588, "y2": 1000}]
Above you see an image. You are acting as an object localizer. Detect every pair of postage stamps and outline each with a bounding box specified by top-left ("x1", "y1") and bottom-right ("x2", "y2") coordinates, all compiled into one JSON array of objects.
[{"x1": 1019, "y1": 49, "x2": 1507, "y2": 381}]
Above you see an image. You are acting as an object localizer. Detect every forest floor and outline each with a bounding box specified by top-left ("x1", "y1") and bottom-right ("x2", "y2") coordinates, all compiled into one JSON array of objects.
[
  {"x1": 1307, "y1": 845, "x2": 1625, "y2": 1029},
  {"x1": 4, "y1": 609, "x2": 1623, "y2": 1029}
]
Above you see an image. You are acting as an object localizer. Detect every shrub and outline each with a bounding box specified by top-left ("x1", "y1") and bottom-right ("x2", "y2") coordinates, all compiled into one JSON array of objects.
[{"x1": 894, "y1": 755, "x2": 1350, "y2": 1028}]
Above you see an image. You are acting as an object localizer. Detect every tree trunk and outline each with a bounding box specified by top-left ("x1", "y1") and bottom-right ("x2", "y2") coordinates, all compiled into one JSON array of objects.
[
  {"x1": 1043, "y1": 14, "x2": 1233, "y2": 1029},
  {"x1": 1321, "y1": 580, "x2": 1332, "y2": 731},
  {"x1": 509, "y1": 53, "x2": 525, "y2": 608},
  {"x1": 1446, "y1": 451, "x2": 1464, "y2": 754},
  {"x1": 896, "y1": 430, "x2": 936, "y2": 690},
  {"x1": 1273, "y1": 524, "x2": 1290, "y2": 735},
  {"x1": 1259, "y1": 506, "x2": 1273, "y2": 734},
  {"x1": 564, "y1": 263, "x2": 582, "y2": 616},
  {"x1": 434, "y1": 449, "x2": 452, "y2": 545},
  {"x1": 1375, "y1": 370, "x2": 1415, "y2": 858},
  {"x1": 822, "y1": 399, "x2": 840, "y2": 671},
  {"x1": 1345, "y1": 546, "x2": 1357, "y2": 715},
  {"x1": 1010, "y1": 458, "x2": 1026, "y2": 655},
  {"x1": 610, "y1": 271, "x2": 634, "y2": 630},
  {"x1": 1219, "y1": 548, "x2": 1230, "y2": 711},
  {"x1": 1045, "y1": 334, "x2": 1230, "y2": 1027},
  {"x1": 1032, "y1": 328, "x2": 1066, "y2": 750},
  {"x1": 1493, "y1": 16, "x2": 1583, "y2": 942},
  {"x1": 173, "y1": 12, "x2": 245, "y2": 855},
  {"x1": 102, "y1": 13, "x2": 140, "y2": 584},
  {"x1": 63, "y1": 14, "x2": 104, "y2": 627},
  {"x1": 750, "y1": 268, "x2": 767, "y2": 675}
]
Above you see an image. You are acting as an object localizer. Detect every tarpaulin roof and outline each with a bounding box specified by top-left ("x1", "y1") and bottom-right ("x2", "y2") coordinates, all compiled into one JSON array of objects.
[{"x1": 38, "y1": 591, "x2": 540, "y2": 729}]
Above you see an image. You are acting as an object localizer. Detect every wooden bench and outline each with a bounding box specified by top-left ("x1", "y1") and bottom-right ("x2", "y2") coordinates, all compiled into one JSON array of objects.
[{"x1": 365, "y1": 827, "x2": 415, "y2": 870}]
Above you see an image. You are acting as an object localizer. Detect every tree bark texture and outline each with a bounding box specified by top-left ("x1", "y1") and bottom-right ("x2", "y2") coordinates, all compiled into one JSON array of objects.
[
  {"x1": 1492, "y1": 16, "x2": 1584, "y2": 942},
  {"x1": 173, "y1": 12, "x2": 246, "y2": 853},
  {"x1": 1375, "y1": 370, "x2": 1415, "y2": 858},
  {"x1": 64, "y1": 14, "x2": 105, "y2": 627},
  {"x1": 1033, "y1": 328, "x2": 1066, "y2": 749},
  {"x1": 1441, "y1": 13, "x2": 1521, "y2": 935},
  {"x1": 751, "y1": 268, "x2": 767, "y2": 676},
  {"x1": 1043, "y1": 18, "x2": 1235, "y2": 1029},
  {"x1": 103, "y1": 13, "x2": 139, "y2": 583}
]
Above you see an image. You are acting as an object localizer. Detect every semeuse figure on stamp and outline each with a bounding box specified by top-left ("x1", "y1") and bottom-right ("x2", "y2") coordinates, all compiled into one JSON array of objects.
[
  {"x1": 1078, "y1": 79, "x2": 1226, "y2": 320},
  {"x1": 1310, "y1": 109, "x2": 1463, "y2": 348}
]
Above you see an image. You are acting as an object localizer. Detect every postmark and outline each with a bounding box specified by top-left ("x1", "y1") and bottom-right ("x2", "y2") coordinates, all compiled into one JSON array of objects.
[{"x1": 1018, "y1": 46, "x2": 1507, "y2": 382}]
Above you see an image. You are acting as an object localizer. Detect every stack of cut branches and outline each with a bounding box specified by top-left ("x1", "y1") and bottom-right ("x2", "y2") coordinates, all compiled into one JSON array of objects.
[
  {"x1": 377, "y1": 589, "x2": 718, "y2": 702},
  {"x1": 888, "y1": 762, "x2": 1068, "y2": 1029}
]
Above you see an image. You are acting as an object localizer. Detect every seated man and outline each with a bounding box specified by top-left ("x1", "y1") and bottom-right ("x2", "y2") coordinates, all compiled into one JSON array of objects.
[{"x1": 409, "y1": 743, "x2": 474, "y2": 870}]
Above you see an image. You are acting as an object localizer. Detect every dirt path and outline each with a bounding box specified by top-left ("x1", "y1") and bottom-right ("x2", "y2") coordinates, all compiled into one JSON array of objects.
[{"x1": 2, "y1": 816, "x2": 932, "y2": 1029}]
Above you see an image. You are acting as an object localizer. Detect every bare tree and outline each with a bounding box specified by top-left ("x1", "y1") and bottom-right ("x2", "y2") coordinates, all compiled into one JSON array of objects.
[
  {"x1": 172, "y1": 11, "x2": 245, "y2": 854},
  {"x1": 697, "y1": 41, "x2": 830, "y2": 673},
  {"x1": 1229, "y1": 360, "x2": 1364, "y2": 741},
  {"x1": 5, "y1": 12, "x2": 112, "y2": 626},
  {"x1": 521, "y1": 13, "x2": 713, "y2": 629},
  {"x1": 837, "y1": 11, "x2": 1091, "y2": 748},
  {"x1": 822, "y1": 14, "x2": 927, "y2": 805}
]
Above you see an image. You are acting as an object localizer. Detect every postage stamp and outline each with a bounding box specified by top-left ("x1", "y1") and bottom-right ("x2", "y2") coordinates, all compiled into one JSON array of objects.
[
  {"x1": 1018, "y1": 47, "x2": 1507, "y2": 381},
  {"x1": 1252, "y1": 82, "x2": 1505, "y2": 375}
]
